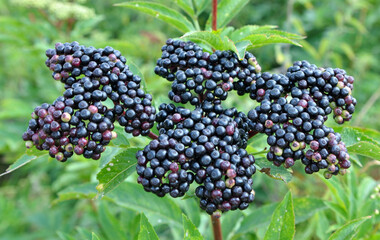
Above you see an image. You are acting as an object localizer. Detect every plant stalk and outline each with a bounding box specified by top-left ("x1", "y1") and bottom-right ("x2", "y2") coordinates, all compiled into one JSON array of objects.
[
  {"x1": 211, "y1": 213, "x2": 223, "y2": 240},
  {"x1": 211, "y1": 3, "x2": 222, "y2": 239},
  {"x1": 148, "y1": 131, "x2": 158, "y2": 139},
  {"x1": 212, "y1": 0, "x2": 218, "y2": 31}
]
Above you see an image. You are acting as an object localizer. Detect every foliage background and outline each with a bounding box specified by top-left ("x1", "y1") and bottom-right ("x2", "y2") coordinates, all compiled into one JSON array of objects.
[{"x1": 0, "y1": 0, "x2": 379, "y2": 239}]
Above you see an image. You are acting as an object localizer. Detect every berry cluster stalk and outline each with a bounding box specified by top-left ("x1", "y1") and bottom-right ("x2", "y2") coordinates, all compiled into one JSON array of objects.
[
  {"x1": 211, "y1": 2, "x2": 223, "y2": 239},
  {"x1": 211, "y1": 213, "x2": 223, "y2": 240},
  {"x1": 212, "y1": 0, "x2": 218, "y2": 31}
]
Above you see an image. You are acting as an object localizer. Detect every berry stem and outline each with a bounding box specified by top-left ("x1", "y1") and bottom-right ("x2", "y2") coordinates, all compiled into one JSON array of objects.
[
  {"x1": 212, "y1": 0, "x2": 218, "y2": 31},
  {"x1": 211, "y1": 213, "x2": 223, "y2": 240},
  {"x1": 148, "y1": 131, "x2": 158, "y2": 140}
]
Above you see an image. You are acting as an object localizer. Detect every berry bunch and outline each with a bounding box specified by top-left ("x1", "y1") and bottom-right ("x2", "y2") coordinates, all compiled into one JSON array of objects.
[
  {"x1": 155, "y1": 39, "x2": 261, "y2": 105},
  {"x1": 136, "y1": 39, "x2": 357, "y2": 215},
  {"x1": 137, "y1": 39, "x2": 260, "y2": 215},
  {"x1": 245, "y1": 60, "x2": 355, "y2": 177},
  {"x1": 22, "y1": 39, "x2": 357, "y2": 215},
  {"x1": 23, "y1": 42, "x2": 156, "y2": 161}
]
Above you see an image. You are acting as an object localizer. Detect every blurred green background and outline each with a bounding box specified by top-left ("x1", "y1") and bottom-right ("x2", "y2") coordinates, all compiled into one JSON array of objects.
[{"x1": 0, "y1": 0, "x2": 379, "y2": 239}]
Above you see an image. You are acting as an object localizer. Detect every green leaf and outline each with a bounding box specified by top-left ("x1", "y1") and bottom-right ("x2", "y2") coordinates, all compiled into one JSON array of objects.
[
  {"x1": 333, "y1": 126, "x2": 380, "y2": 160},
  {"x1": 57, "y1": 232, "x2": 76, "y2": 240},
  {"x1": 328, "y1": 216, "x2": 371, "y2": 240},
  {"x1": 98, "y1": 202, "x2": 126, "y2": 240},
  {"x1": 182, "y1": 214, "x2": 203, "y2": 240},
  {"x1": 175, "y1": 197, "x2": 200, "y2": 227},
  {"x1": 250, "y1": 29, "x2": 304, "y2": 40},
  {"x1": 244, "y1": 34, "x2": 302, "y2": 49},
  {"x1": 324, "y1": 202, "x2": 347, "y2": 219},
  {"x1": 336, "y1": 126, "x2": 379, "y2": 147},
  {"x1": 52, "y1": 183, "x2": 97, "y2": 205},
  {"x1": 96, "y1": 148, "x2": 139, "y2": 196},
  {"x1": 264, "y1": 192, "x2": 295, "y2": 240},
  {"x1": 99, "y1": 146, "x2": 122, "y2": 168},
  {"x1": 347, "y1": 142, "x2": 380, "y2": 160},
  {"x1": 0, "y1": 149, "x2": 48, "y2": 177},
  {"x1": 206, "y1": 0, "x2": 250, "y2": 29},
  {"x1": 221, "y1": 210, "x2": 244, "y2": 239},
  {"x1": 181, "y1": 32, "x2": 251, "y2": 59},
  {"x1": 175, "y1": 0, "x2": 195, "y2": 16},
  {"x1": 293, "y1": 197, "x2": 327, "y2": 224},
  {"x1": 71, "y1": 16, "x2": 105, "y2": 38},
  {"x1": 106, "y1": 182, "x2": 183, "y2": 227},
  {"x1": 193, "y1": 0, "x2": 208, "y2": 16},
  {"x1": 91, "y1": 233, "x2": 100, "y2": 240},
  {"x1": 238, "y1": 197, "x2": 326, "y2": 234},
  {"x1": 181, "y1": 31, "x2": 225, "y2": 51},
  {"x1": 255, "y1": 157, "x2": 293, "y2": 182},
  {"x1": 116, "y1": 1, "x2": 195, "y2": 33},
  {"x1": 138, "y1": 213, "x2": 159, "y2": 240},
  {"x1": 223, "y1": 37, "x2": 252, "y2": 60},
  {"x1": 110, "y1": 129, "x2": 130, "y2": 147},
  {"x1": 230, "y1": 25, "x2": 278, "y2": 41},
  {"x1": 238, "y1": 203, "x2": 278, "y2": 233}
]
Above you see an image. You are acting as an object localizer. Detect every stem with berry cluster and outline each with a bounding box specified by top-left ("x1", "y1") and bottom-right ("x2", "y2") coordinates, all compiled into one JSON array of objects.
[{"x1": 210, "y1": 2, "x2": 223, "y2": 239}]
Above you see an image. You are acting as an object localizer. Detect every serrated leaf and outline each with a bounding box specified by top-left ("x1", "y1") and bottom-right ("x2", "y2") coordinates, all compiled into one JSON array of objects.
[
  {"x1": 181, "y1": 31, "x2": 225, "y2": 50},
  {"x1": 328, "y1": 216, "x2": 371, "y2": 240},
  {"x1": 106, "y1": 182, "x2": 183, "y2": 227},
  {"x1": 347, "y1": 142, "x2": 380, "y2": 160},
  {"x1": 230, "y1": 25, "x2": 278, "y2": 41},
  {"x1": 91, "y1": 233, "x2": 100, "y2": 240},
  {"x1": 250, "y1": 29, "x2": 304, "y2": 40},
  {"x1": 182, "y1": 214, "x2": 203, "y2": 240},
  {"x1": 99, "y1": 146, "x2": 122, "y2": 168},
  {"x1": 255, "y1": 157, "x2": 293, "y2": 182},
  {"x1": 52, "y1": 183, "x2": 97, "y2": 205},
  {"x1": 332, "y1": 126, "x2": 380, "y2": 159},
  {"x1": 96, "y1": 148, "x2": 140, "y2": 196},
  {"x1": 138, "y1": 213, "x2": 159, "y2": 240},
  {"x1": 238, "y1": 197, "x2": 326, "y2": 233},
  {"x1": 220, "y1": 26, "x2": 235, "y2": 38},
  {"x1": 206, "y1": 0, "x2": 250, "y2": 29},
  {"x1": 0, "y1": 149, "x2": 48, "y2": 177},
  {"x1": 335, "y1": 126, "x2": 379, "y2": 147},
  {"x1": 264, "y1": 192, "x2": 295, "y2": 240},
  {"x1": 244, "y1": 34, "x2": 302, "y2": 48},
  {"x1": 116, "y1": 1, "x2": 195, "y2": 33},
  {"x1": 224, "y1": 39, "x2": 251, "y2": 60}
]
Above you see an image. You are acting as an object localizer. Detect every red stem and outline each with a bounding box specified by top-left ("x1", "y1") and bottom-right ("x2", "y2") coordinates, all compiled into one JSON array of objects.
[
  {"x1": 212, "y1": 0, "x2": 218, "y2": 31},
  {"x1": 148, "y1": 131, "x2": 158, "y2": 140},
  {"x1": 211, "y1": 213, "x2": 223, "y2": 240}
]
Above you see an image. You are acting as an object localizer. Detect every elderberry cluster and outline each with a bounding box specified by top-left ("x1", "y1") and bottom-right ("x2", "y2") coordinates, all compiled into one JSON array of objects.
[
  {"x1": 137, "y1": 38, "x2": 357, "y2": 215},
  {"x1": 137, "y1": 39, "x2": 260, "y2": 215},
  {"x1": 23, "y1": 42, "x2": 155, "y2": 162},
  {"x1": 155, "y1": 38, "x2": 261, "y2": 105},
  {"x1": 244, "y1": 60, "x2": 356, "y2": 177}
]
